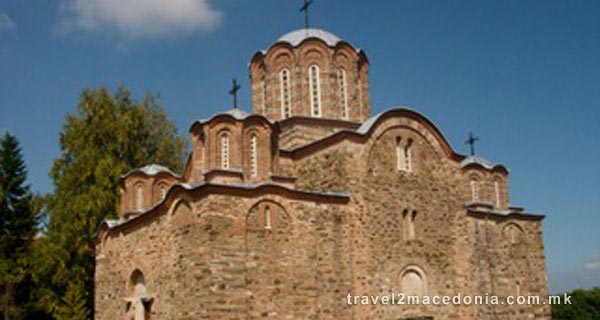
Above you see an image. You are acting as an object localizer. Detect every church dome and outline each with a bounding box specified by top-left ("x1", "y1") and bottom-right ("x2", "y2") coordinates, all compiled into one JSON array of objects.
[
  {"x1": 276, "y1": 28, "x2": 343, "y2": 47},
  {"x1": 249, "y1": 27, "x2": 371, "y2": 122}
]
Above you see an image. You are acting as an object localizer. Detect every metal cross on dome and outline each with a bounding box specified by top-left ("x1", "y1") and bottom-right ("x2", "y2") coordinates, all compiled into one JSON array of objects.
[
  {"x1": 465, "y1": 132, "x2": 479, "y2": 156},
  {"x1": 229, "y1": 79, "x2": 241, "y2": 109},
  {"x1": 300, "y1": 0, "x2": 314, "y2": 29}
]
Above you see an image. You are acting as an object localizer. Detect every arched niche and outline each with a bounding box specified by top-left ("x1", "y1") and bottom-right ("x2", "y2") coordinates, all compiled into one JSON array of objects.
[
  {"x1": 399, "y1": 265, "x2": 428, "y2": 297},
  {"x1": 245, "y1": 200, "x2": 293, "y2": 317},
  {"x1": 169, "y1": 198, "x2": 194, "y2": 229},
  {"x1": 246, "y1": 200, "x2": 290, "y2": 233},
  {"x1": 126, "y1": 269, "x2": 152, "y2": 320}
]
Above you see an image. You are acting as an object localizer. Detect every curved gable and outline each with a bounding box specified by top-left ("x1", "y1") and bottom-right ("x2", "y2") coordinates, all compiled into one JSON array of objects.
[{"x1": 283, "y1": 107, "x2": 464, "y2": 163}]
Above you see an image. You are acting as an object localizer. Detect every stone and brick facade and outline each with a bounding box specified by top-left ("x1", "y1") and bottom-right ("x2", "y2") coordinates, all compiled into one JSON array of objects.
[{"x1": 95, "y1": 28, "x2": 550, "y2": 319}]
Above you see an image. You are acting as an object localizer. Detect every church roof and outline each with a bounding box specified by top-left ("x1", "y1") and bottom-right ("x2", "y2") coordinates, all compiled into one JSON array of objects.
[
  {"x1": 460, "y1": 156, "x2": 507, "y2": 172},
  {"x1": 191, "y1": 108, "x2": 275, "y2": 132},
  {"x1": 219, "y1": 108, "x2": 249, "y2": 120},
  {"x1": 122, "y1": 164, "x2": 179, "y2": 179},
  {"x1": 196, "y1": 108, "x2": 252, "y2": 123},
  {"x1": 251, "y1": 28, "x2": 367, "y2": 64},
  {"x1": 277, "y1": 28, "x2": 343, "y2": 47},
  {"x1": 460, "y1": 156, "x2": 494, "y2": 169}
]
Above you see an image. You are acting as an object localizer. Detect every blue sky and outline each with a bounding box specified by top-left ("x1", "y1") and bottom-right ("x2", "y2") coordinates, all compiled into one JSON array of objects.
[{"x1": 0, "y1": 0, "x2": 598, "y2": 294}]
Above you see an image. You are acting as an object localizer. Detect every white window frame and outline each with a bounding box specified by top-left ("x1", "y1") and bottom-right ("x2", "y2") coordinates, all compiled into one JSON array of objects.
[
  {"x1": 495, "y1": 181, "x2": 501, "y2": 207},
  {"x1": 220, "y1": 132, "x2": 230, "y2": 169},
  {"x1": 250, "y1": 134, "x2": 258, "y2": 177},
  {"x1": 471, "y1": 180, "x2": 479, "y2": 202},
  {"x1": 309, "y1": 64, "x2": 322, "y2": 117},
  {"x1": 338, "y1": 68, "x2": 348, "y2": 119},
  {"x1": 280, "y1": 68, "x2": 291, "y2": 119}
]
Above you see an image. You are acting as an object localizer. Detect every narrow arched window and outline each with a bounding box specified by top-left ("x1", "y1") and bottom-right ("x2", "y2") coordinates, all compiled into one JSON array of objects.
[
  {"x1": 128, "y1": 270, "x2": 150, "y2": 320},
  {"x1": 397, "y1": 137, "x2": 412, "y2": 172},
  {"x1": 405, "y1": 139, "x2": 413, "y2": 172},
  {"x1": 338, "y1": 68, "x2": 348, "y2": 119},
  {"x1": 408, "y1": 210, "x2": 417, "y2": 240},
  {"x1": 402, "y1": 209, "x2": 408, "y2": 239},
  {"x1": 250, "y1": 134, "x2": 258, "y2": 177},
  {"x1": 264, "y1": 205, "x2": 271, "y2": 230},
  {"x1": 471, "y1": 180, "x2": 479, "y2": 202},
  {"x1": 261, "y1": 78, "x2": 267, "y2": 114},
  {"x1": 220, "y1": 132, "x2": 230, "y2": 169},
  {"x1": 280, "y1": 68, "x2": 291, "y2": 118},
  {"x1": 159, "y1": 184, "x2": 167, "y2": 200},
  {"x1": 397, "y1": 137, "x2": 405, "y2": 171},
  {"x1": 510, "y1": 227, "x2": 517, "y2": 244},
  {"x1": 309, "y1": 65, "x2": 321, "y2": 117},
  {"x1": 136, "y1": 184, "x2": 144, "y2": 212},
  {"x1": 494, "y1": 181, "x2": 501, "y2": 207}
]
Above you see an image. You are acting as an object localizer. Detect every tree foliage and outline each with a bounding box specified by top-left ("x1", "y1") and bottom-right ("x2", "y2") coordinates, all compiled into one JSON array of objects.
[
  {"x1": 34, "y1": 86, "x2": 186, "y2": 318},
  {"x1": 0, "y1": 133, "x2": 39, "y2": 319},
  {"x1": 552, "y1": 287, "x2": 600, "y2": 320}
]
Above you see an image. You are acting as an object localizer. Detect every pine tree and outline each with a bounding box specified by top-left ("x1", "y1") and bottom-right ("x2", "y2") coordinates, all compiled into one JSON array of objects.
[
  {"x1": 0, "y1": 133, "x2": 38, "y2": 320},
  {"x1": 34, "y1": 86, "x2": 186, "y2": 318},
  {"x1": 54, "y1": 281, "x2": 89, "y2": 320}
]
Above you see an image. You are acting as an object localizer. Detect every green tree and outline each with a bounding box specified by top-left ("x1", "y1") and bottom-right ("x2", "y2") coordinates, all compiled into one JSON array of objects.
[
  {"x1": 34, "y1": 86, "x2": 186, "y2": 319},
  {"x1": 0, "y1": 133, "x2": 38, "y2": 320},
  {"x1": 552, "y1": 287, "x2": 600, "y2": 320}
]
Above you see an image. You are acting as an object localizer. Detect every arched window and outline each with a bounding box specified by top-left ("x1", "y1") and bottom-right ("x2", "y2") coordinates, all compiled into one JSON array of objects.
[
  {"x1": 338, "y1": 68, "x2": 348, "y2": 119},
  {"x1": 402, "y1": 209, "x2": 408, "y2": 239},
  {"x1": 127, "y1": 270, "x2": 150, "y2": 320},
  {"x1": 280, "y1": 68, "x2": 291, "y2": 118},
  {"x1": 264, "y1": 205, "x2": 271, "y2": 230},
  {"x1": 261, "y1": 78, "x2": 267, "y2": 114},
  {"x1": 402, "y1": 209, "x2": 416, "y2": 240},
  {"x1": 470, "y1": 180, "x2": 479, "y2": 202},
  {"x1": 506, "y1": 224, "x2": 520, "y2": 244},
  {"x1": 220, "y1": 132, "x2": 230, "y2": 169},
  {"x1": 250, "y1": 134, "x2": 258, "y2": 177},
  {"x1": 309, "y1": 65, "x2": 321, "y2": 117},
  {"x1": 397, "y1": 137, "x2": 405, "y2": 171},
  {"x1": 405, "y1": 139, "x2": 413, "y2": 172},
  {"x1": 494, "y1": 180, "x2": 501, "y2": 207},
  {"x1": 136, "y1": 184, "x2": 144, "y2": 212},
  {"x1": 159, "y1": 183, "x2": 167, "y2": 200},
  {"x1": 397, "y1": 137, "x2": 412, "y2": 172},
  {"x1": 409, "y1": 210, "x2": 416, "y2": 239}
]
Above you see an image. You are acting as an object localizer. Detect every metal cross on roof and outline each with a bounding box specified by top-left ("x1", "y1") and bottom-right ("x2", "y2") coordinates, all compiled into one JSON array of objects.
[
  {"x1": 465, "y1": 132, "x2": 479, "y2": 156},
  {"x1": 229, "y1": 79, "x2": 241, "y2": 109},
  {"x1": 300, "y1": 0, "x2": 314, "y2": 29}
]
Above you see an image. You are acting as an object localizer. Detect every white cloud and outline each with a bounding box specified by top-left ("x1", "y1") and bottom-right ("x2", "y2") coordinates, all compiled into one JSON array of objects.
[
  {"x1": 584, "y1": 255, "x2": 600, "y2": 271},
  {"x1": 0, "y1": 12, "x2": 16, "y2": 31},
  {"x1": 59, "y1": 0, "x2": 222, "y2": 39}
]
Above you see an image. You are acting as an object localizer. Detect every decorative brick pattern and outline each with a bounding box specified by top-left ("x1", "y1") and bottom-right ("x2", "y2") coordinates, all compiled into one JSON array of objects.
[{"x1": 96, "y1": 29, "x2": 549, "y2": 320}]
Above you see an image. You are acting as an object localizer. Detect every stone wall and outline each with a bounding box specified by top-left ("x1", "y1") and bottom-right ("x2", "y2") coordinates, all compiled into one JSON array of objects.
[
  {"x1": 96, "y1": 190, "x2": 353, "y2": 320},
  {"x1": 98, "y1": 109, "x2": 549, "y2": 320}
]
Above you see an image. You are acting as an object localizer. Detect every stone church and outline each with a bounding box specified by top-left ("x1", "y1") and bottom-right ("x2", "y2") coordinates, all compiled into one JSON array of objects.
[{"x1": 95, "y1": 28, "x2": 550, "y2": 319}]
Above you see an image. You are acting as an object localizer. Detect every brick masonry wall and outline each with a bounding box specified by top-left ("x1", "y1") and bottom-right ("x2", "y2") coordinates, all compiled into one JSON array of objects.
[
  {"x1": 250, "y1": 39, "x2": 371, "y2": 123},
  {"x1": 96, "y1": 192, "x2": 354, "y2": 320},
  {"x1": 98, "y1": 111, "x2": 549, "y2": 319}
]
